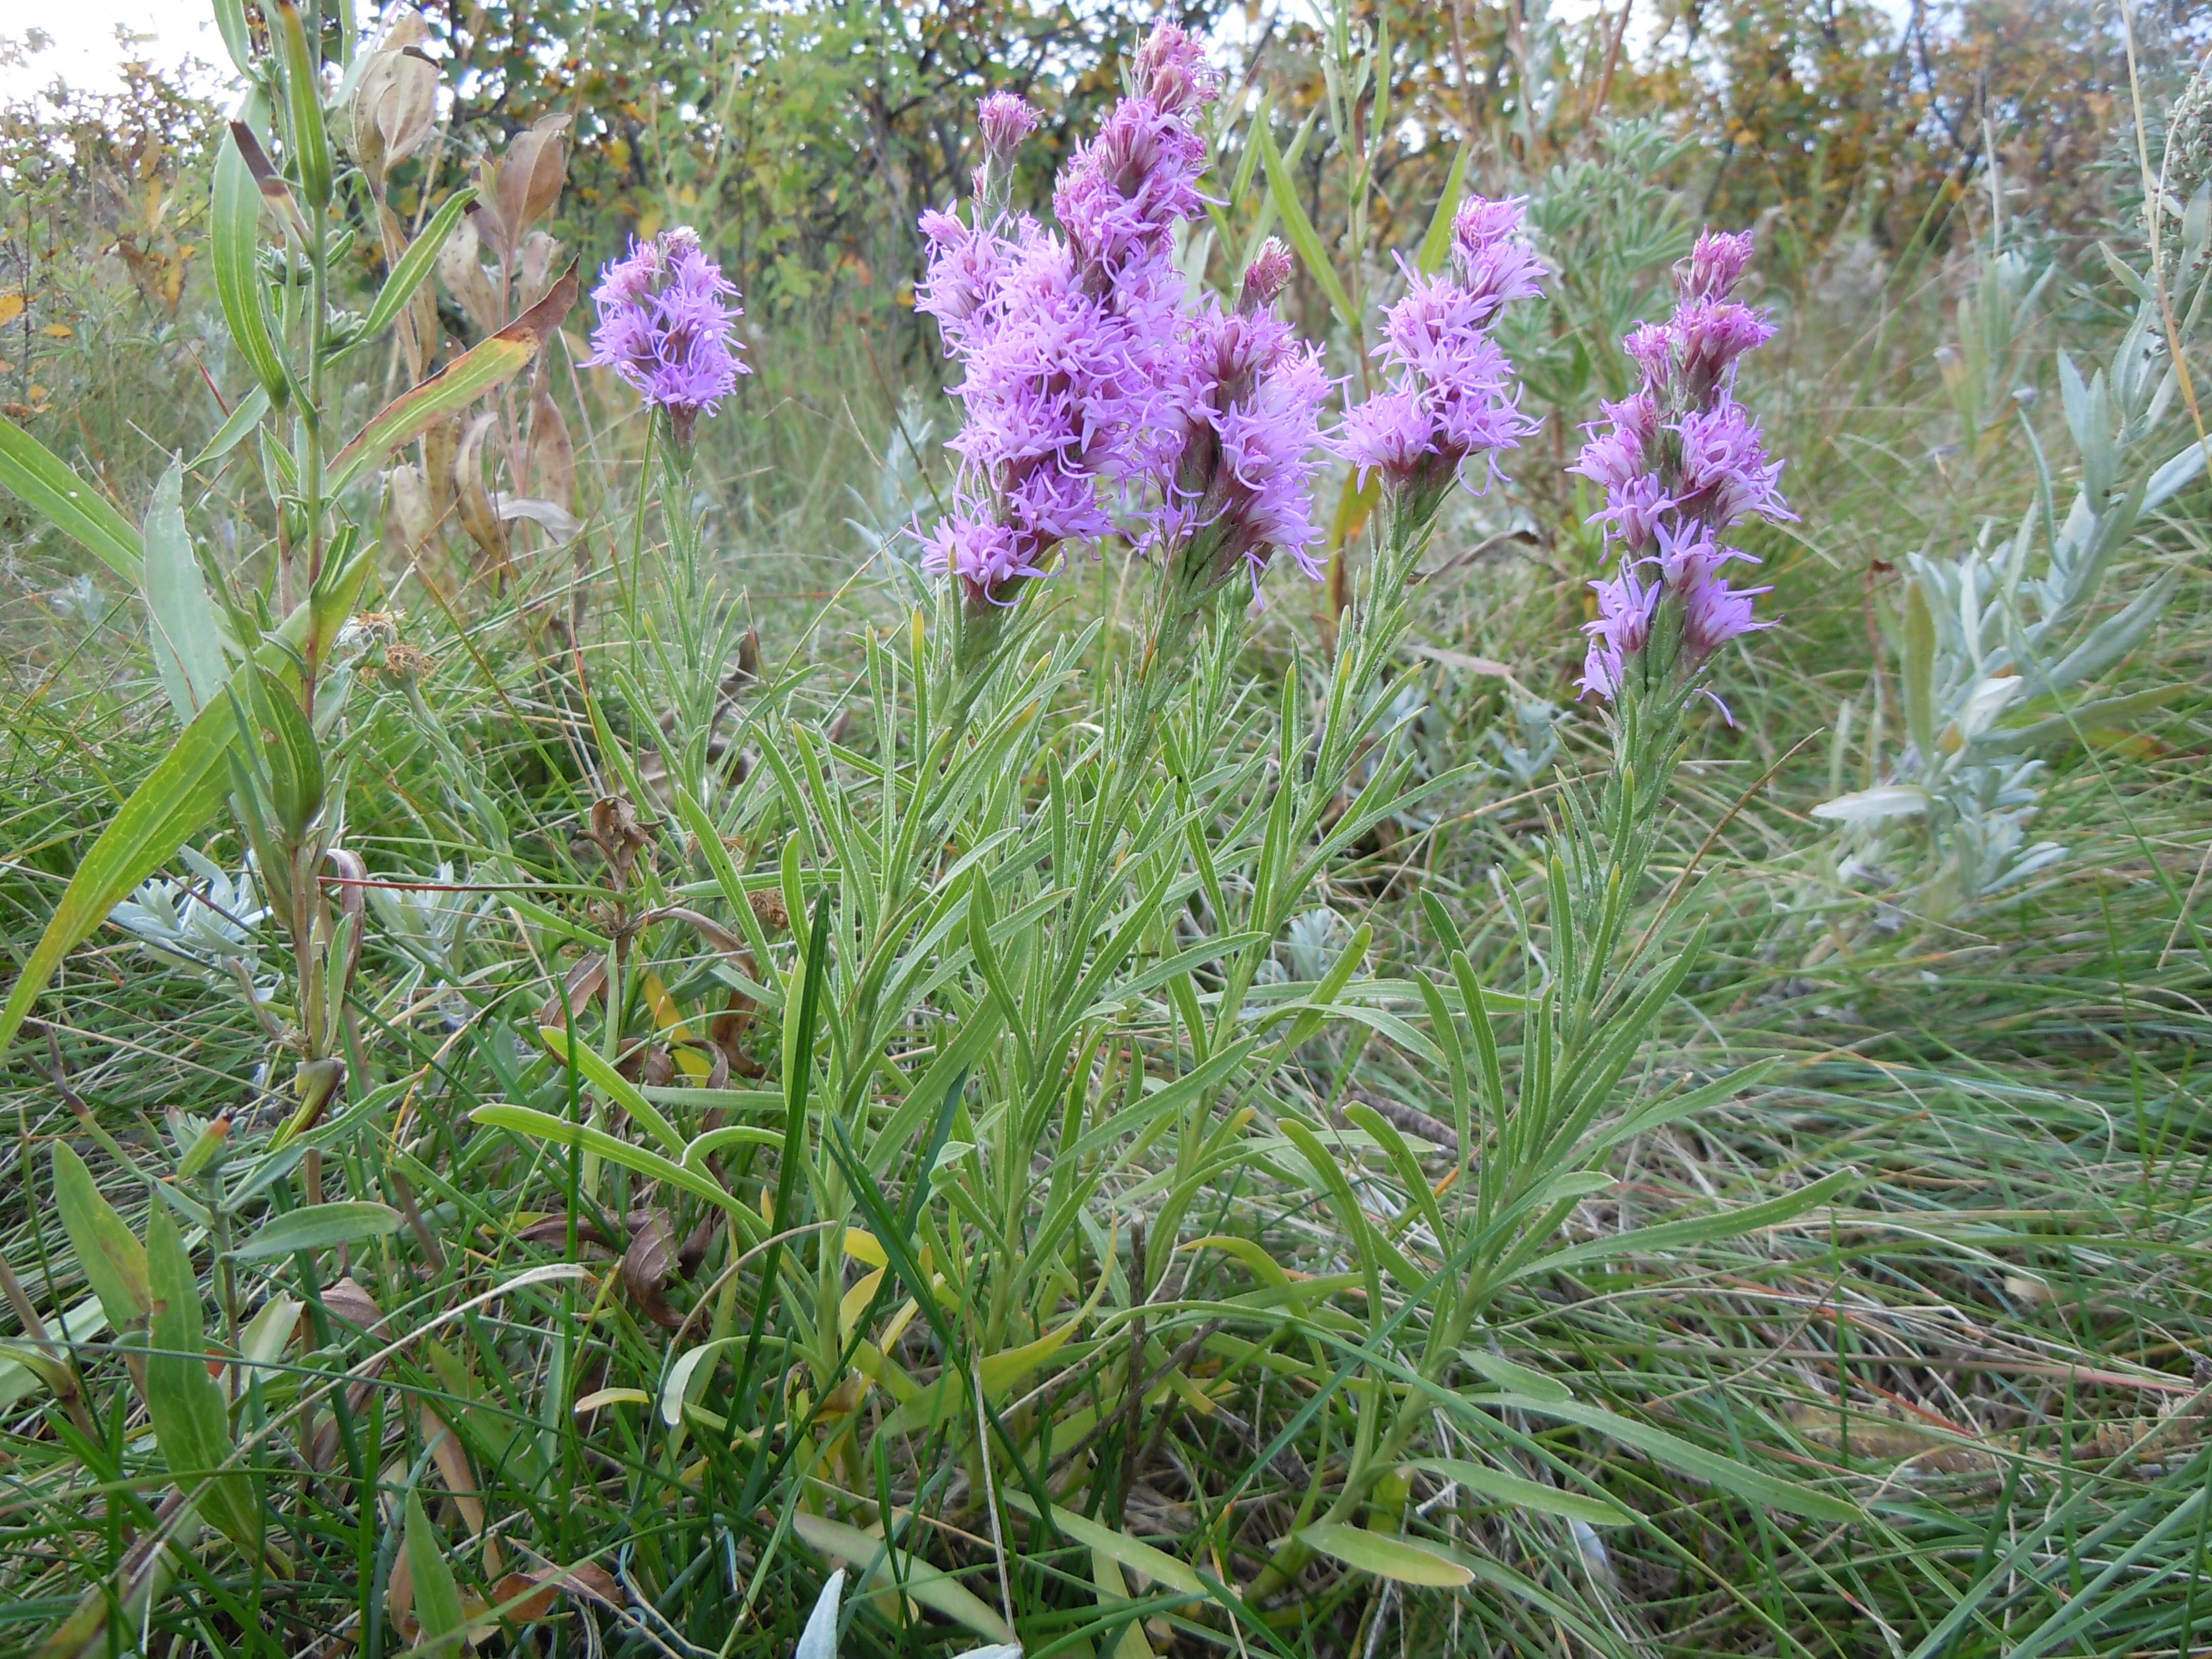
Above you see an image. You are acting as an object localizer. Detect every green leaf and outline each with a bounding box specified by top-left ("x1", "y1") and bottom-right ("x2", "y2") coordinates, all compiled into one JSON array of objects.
[
  {"x1": 213, "y1": 113, "x2": 291, "y2": 408},
  {"x1": 1404, "y1": 1457, "x2": 1628, "y2": 1526},
  {"x1": 1001, "y1": 1492, "x2": 1206, "y2": 1600},
  {"x1": 1902, "y1": 581, "x2": 1936, "y2": 762},
  {"x1": 469, "y1": 1103, "x2": 756, "y2": 1228},
  {"x1": 1516, "y1": 1167, "x2": 1857, "y2": 1280},
  {"x1": 0, "y1": 549, "x2": 372, "y2": 1061},
  {"x1": 187, "y1": 386, "x2": 271, "y2": 470},
  {"x1": 229, "y1": 1202, "x2": 402, "y2": 1261},
  {"x1": 1474, "y1": 1395, "x2": 1860, "y2": 1522},
  {"x1": 326, "y1": 264, "x2": 578, "y2": 495},
  {"x1": 1456, "y1": 1348, "x2": 1572, "y2": 1403},
  {"x1": 0, "y1": 417, "x2": 143, "y2": 582},
  {"x1": 1257, "y1": 122, "x2": 1361, "y2": 343},
  {"x1": 790, "y1": 1513, "x2": 1016, "y2": 1643},
  {"x1": 1414, "y1": 142, "x2": 1473, "y2": 276},
  {"x1": 145, "y1": 1206, "x2": 262, "y2": 1558},
  {"x1": 356, "y1": 187, "x2": 476, "y2": 343},
  {"x1": 210, "y1": 0, "x2": 253, "y2": 75},
  {"x1": 403, "y1": 1487, "x2": 469, "y2": 1655},
  {"x1": 539, "y1": 1024, "x2": 685, "y2": 1155},
  {"x1": 141, "y1": 460, "x2": 228, "y2": 725},
  {"x1": 1296, "y1": 1523, "x2": 1473, "y2": 1587},
  {"x1": 49, "y1": 1145, "x2": 152, "y2": 1329}
]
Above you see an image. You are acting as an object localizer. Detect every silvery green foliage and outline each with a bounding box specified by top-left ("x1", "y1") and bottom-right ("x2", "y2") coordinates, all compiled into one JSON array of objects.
[
  {"x1": 1483, "y1": 697, "x2": 1564, "y2": 789},
  {"x1": 1815, "y1": 200, "x2": 2210, "y2": 914},
  {"x1": 848, "y1": 389, "x2": 942, "y2": 602},
  {"x1": 109, "y1": 847, "x2": 269, "y2": 994},
  {"x1": 367, "y1": 864, "x2": 491, "y2": 1020}
]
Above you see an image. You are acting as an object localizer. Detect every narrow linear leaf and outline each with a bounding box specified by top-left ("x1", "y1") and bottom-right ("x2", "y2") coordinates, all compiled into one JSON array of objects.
[
  {"x1": 144, "y1": 1207, "x2": 262, "y2": 1558},
  {"x1": 1001, "y1": 1492, "x2": 1206, "y2": 1599},
  {"x1": 141, "y1": 460, "x2": 228, "y2": 724},
  {"x1": 403, "y1": 1487, "x2": 469, "y2": 1655},
  {"x1": 0, "y1": 551, "x2": 373, "y2": 1059},
  {"x1": 1473, "y1": 1395, "x2": 1860, "y2": 1522},
  {"x1": 1257, "y1": 123, "x2": 1360, "y2": 342},
  {"x1": 1404, "y1": 1457, "x2": 1628, "y2": 1526},
  {"x1": 357, "y1": 186, "x2": 477, "y2": 342},
  {"x1": 212, "y1": 111, "x2": 291, "y2": 407},
  {"x1": 50, "y1": 1143, "x2": 152, "y2": 1328},
  {"x1": 1517, "y1": 1167, "x2": 1857, "y2": 1280},
  {"x1": 1296, "y1": 1523, "x2": 1473, "y2": 1587}
]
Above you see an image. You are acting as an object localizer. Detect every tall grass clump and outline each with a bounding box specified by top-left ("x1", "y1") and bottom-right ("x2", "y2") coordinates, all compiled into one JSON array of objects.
[{"x1": 2, "y1": 6, "x2": 2209, "y2": 1659}]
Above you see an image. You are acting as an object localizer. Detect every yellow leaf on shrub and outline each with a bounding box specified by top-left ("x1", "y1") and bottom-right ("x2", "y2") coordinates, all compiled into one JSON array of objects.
[
  {"x1": 40, "y1": 324, "x2": 72, "y2": 339},
  {"x1": 0, "y1": 295, "x2": 23, "y2": 324}
]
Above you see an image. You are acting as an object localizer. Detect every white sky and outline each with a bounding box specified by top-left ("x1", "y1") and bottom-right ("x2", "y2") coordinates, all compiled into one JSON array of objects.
[{"x1": 0, "y1": 1, "x2": 227, "y2": 102}]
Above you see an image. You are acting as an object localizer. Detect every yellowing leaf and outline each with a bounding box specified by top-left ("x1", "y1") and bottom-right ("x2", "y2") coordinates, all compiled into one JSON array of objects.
[
  {"x1": 40, "y1": 323, "x2": 73, "y2": 339},
  {"x1": 0, "y1": 294, "x2": 25, "y2": 324},
  {"x1": 1296, "y1": 1524, "x2": 1473, "y2": 1587}
]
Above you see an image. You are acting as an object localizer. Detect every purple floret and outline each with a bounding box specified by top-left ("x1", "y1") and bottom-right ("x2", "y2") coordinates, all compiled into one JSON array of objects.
[{"x1": 585, "y1": 226, "x2": 748, "y2": 441}]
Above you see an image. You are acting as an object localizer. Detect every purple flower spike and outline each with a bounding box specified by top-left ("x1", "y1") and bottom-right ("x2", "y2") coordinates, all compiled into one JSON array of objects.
[
  {"x1": 1157, "y1": 296, "x2": 1332, "y2": 593},
  {"x1": 1340, "y1": 195, "x2": 1544, "y2": 506},
  {"x1": 1131, "y1": 24, "x2": 1223, "y2": 117},
  {"x1": 977, "y1": 92, "x2": 1040, "y2": 161},
  {"x1": 585, "y1": 226, "x2": 748, "y2": 443},
  {"x1": 913, "y1": 22, "x2": 1232, "y2": 608},
  {"x1": 1569, "y1": 224, "x2": 1786, "y2": 708},
  {"x1": 1678, "y1": 229, "x2": 1757, "y2": 302}
]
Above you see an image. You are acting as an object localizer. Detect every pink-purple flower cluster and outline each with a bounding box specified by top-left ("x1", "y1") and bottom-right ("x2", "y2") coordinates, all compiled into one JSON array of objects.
[
  {"x1": 1571, "y1": 228, "x2": 1788, "y2": 707},
  {"x1": 914, "y1": 32, "x2": 1221, "y2": 601},
  {"x1": 915, "y1": 26, "x2": 1330, "y2": 607},
  {"x1": 1341, "y1": 197, "x2": 1545, "y2": 508},
  {"x1": 585, "y1": 226, "x2": 749, "y2": 443},
  {"x1": 1153, "y1": 241, "x2": 1333, "y2": 597}
]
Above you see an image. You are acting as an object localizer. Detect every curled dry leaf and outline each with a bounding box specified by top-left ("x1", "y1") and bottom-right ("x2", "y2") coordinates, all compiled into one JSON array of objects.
[
  {"x1": 388, "y1": 462, "x2": 436, "y2": 557},
  {"x1": 619, "y1": 1210, "x2": 682, "y2": 1330},
  {"x1": 349, "y1": 16, "x2": 438, "y2": 187},
  {"x1": 584, "y1": 796, "x2": 654, "y2": 889},
  {"x1": 454, "y1": 410, "x2": 510, "y2": 575},
  {"x1": 525, "y1": 377, "x2": 576, "y2": 515},
  {"x1": 493, "y1": 494, "x2": 581, "y2": 542},
  {"x1": 308, "y1": 1277, "x2": 387, "y2": 1470},
  {"x1": 438, "y1": 214, "x2": 504, "y2": 337},
  {"x1": 494, "y1": 115, "x2": 572, "y2": 256},
  {"x1": 517, "y1": 231, "x2": 565, "y2": 312},
  {"x1": 538, "y1": 953, "x2": 607, "y2": 1026}
]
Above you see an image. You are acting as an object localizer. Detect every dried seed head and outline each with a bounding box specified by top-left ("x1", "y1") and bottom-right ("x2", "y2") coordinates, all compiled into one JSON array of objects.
[{"x1": 2167, "y1": 64, "x2": 2212, "y2": 205}]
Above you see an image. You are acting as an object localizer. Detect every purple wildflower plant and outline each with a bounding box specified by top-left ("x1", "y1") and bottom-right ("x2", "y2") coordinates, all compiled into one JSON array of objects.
[
  {"x1": 1341, "y1": 196, "x2": 1544, "y2": 523},
  {"x1": 1571, "y1": 228, "x2": 1786, "y2": 712},
  {"x1": 585, "y1": 226, "x2": 748, "y2": 444}
]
